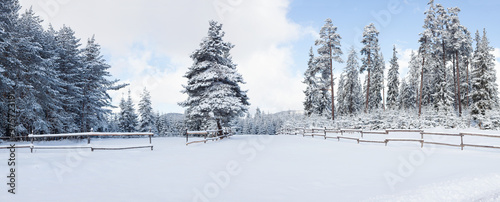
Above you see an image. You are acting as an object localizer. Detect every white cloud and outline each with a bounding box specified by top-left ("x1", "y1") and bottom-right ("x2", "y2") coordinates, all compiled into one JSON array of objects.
[
  {"x1": 19, "y1": 0, "x2": 304, "y2": 113},
  {"x1": 396, "y1": 47, "x2": 416, "y2": 79}
]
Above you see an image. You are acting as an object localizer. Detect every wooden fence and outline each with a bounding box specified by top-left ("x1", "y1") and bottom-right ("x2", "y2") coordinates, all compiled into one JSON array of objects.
[
  {"x1": 286, "y1": 128, "x2": 500, "y2": 151},
  {"x1": 186, "y1": 128, "x2": 233, "y2": 146},
  {"x1": 0, "y1": 132, "x2": 154, "y2": 152}
]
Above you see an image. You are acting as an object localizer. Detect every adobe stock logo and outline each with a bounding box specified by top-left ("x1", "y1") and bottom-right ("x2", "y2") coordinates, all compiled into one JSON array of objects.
[
  {"x1": 352, "y1": 0, "x2": 419, "y2": 49},
  {"x1": 35, "y1": 0, "x2": 73, "y2": 26},
  {"x1": 213, "y1": 0, "x2": 244, "y2": 21},
  {"x1": 6, "y1": 144, "x2": 16, "y2": 194}
]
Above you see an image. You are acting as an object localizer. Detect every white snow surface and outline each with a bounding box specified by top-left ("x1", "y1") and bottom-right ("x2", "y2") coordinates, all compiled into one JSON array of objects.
[{"x1": 1, "y1": 128, "x2": 500, "y2": 201}]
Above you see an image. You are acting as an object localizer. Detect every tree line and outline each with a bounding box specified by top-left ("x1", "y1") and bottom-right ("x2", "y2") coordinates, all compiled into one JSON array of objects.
[
  {"x1": 304, "y1": 0, "x2": 499, "y2": 128},
  {"x1": 0, "y1": 0, "x2": 126, "y2": 137}
]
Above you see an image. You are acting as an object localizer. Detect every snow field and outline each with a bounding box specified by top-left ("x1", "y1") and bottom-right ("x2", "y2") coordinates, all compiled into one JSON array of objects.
[{"x1": 1, "y1": 132, "x2": 500, "y2": 201}]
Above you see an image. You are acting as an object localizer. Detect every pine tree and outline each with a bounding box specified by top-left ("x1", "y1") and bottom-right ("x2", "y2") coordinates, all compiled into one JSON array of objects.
[
  {"x1": 0, "y1": 0, "x2": 21, "y2": 138},
  {"x1": 342, "y1": 47, "x2": 363, "y2": 115},
  {"x1": 138, "y1": 88, "x2": 155, "y2": 133},
  {"x1": 54, "y1": 25, "x2": 84, "y2": 132},
  {"x1": 360, "y1": 23, "x2": 380, "y2": 112},
  {"x1": 471, "y1": 29, "x2": 499, "y2": 125},
  {"x1": 13, "y1": 8, "x2": 47, "y2": 135},
  {"x1": 119, "y1": 90, "x2": 138, "y2": 132},
  {"x1": 315, "y1": 18, "x2": 343, "y2": 120},
  {"x1": 404, "y1": 52, "x2": 420, "y2": 110},
  {"x1": 387, "y1": 46, "x2": 400, "y2": 110},
  {"x1": 336, "y1": 73, "x2": 347, "y2": 115},
  {"x1": 370, "y1": 52, "x2": 385, "y2": 110},
  {"x1": 418, "y1": 0, "x2": 436, "y2": 116},
  {"x1": 80, "y1": 35, "x2": 126, "y2": 132},
  {"x1": 180, "y1": 21, "x2": 249, "y2": 131},
  {"x1": 40, "y1": 25, "x2": 72, "y2": 134},
  {"x1": 448, "y1": 7, "x2": 467, "y2": 116},
  {"x1": 303, "y1": 47, "x2": 321, "y2": 117}
]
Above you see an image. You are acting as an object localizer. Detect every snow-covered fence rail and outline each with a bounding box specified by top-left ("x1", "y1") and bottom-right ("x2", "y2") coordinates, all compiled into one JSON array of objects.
[
  {"x1": 288, "y1": 127, "x2": 500, "y2": 151},
  {"x1": 25, "y1": 132, "x2": 154, "y2": 152},
  {"x1": 185, "y1": 128, "x2": 233, "y2": 146}
]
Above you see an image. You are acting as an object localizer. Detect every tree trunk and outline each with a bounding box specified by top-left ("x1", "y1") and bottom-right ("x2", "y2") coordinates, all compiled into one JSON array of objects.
[
  {"x1": 216, "y1": 118, "x2": 223, "y2": 138},
  {"x1": 365, "y1": 53, "x2": 371, "y2": 113},
  {"x1": 419, "y1": 51, "x2": 425, "y2": 117},
  {"x1": 456, "y1": 52, "x2": 462, "y2": 116},
  {"x1": 453, "y1": 55, "x2": 458, "y2": 111},
  {"x1": 383, "y1": 77, "x2": 385, "y2": 111},
  {"x1": 366, "y1": 70, "x2": 371, "y2": 113},
  {"x1": 329, "y1": 46, "x2": 335, "y2": 121},
  {"x1": 465, "y1": 60, "x2": 470, "y2": 109},
  {"x1": 7, "y1": 93, "x2": 16, "y2": 141},
  {"x1": 349, "y1": 82, "x2": 353, "y2": 114}
]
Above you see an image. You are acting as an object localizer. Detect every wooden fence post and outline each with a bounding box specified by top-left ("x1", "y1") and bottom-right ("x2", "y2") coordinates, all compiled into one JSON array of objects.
[
  {"x1": 324, "y1": 127, "x2": 327, "y2": 140},
  {"x1": 460, "y1": 133, "x2": 464, "y2": 150}
]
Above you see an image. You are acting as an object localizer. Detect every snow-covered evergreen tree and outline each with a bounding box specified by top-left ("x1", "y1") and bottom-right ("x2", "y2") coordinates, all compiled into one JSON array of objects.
[
  {"x1": 336, "y1": 73, "x2": 347, "y2": 115},
  {"x1": 303, "y1": 47, "x2": 321, "y2": 117},
  {"x1": 0, "y1": 0, "x2": 21, "y2": 138},
  {"x1": 370, "y1": 52, "x2": 385, "y2": 110},
  {"x1": 138, "y1": 88, "x2": 156, "y2": 133},
  {"x1": 418, "y1": 0, "x2": 436, "y2": 113},
  {"x1": 403, "y1": 52, "x2": 420, "y2": 110},
  {"x1": 387, "y1": 46, "x2": 400, "y2": 110},
  {"x1": 80, "y1": 35, "x2": 126, "y2": 132},
  {"x1": 54, "y1": 25, "x2": 84, "y2": 132},
  {"x1": 340, "y1": 47, "x2": 362, "y2": 115},
  {"x1": 315, "y1": 18, "x2": 343, "y2": 119},
  {"x1": 360, "y1": 23, "x2": 381, "y2": 112},
  {"x1": 470, "y1": 29, "x2": 499, "y2": 125},
  {"x1": 119, "y1": 90, "x2": 138, "y2": 132},
  {"x1": 180, "y1": 21, "x2": 249, "y2": 130}
]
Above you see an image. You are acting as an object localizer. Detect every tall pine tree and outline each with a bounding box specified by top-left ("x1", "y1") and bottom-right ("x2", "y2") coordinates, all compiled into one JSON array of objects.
[
  {"x1": 360, "y1": 23, "x2": 381, "y2": 112},
  {"x1": 180, "y1": 21, "x2": 249, "y2": 131},
  {"x1": 315, "y1": 18, "x2": 343, "y2": 120},
  {"x1": 387, "y1": 46, "x2": 400, "y2": 110},
  {"x1": 470, "y1": 29, "x2": 499, "y2": 125}
]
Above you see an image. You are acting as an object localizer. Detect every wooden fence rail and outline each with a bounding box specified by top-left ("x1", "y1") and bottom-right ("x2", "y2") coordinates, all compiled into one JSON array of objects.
[
  {"x1": 1, "y1": 132, "x2": 154, "y2": 152},
  {"x1": 185, "y1": 128, "x2": 233, "y2": 146},
  {"x1": 284, "y1": 127, "x2": 500, "y2": 151}
]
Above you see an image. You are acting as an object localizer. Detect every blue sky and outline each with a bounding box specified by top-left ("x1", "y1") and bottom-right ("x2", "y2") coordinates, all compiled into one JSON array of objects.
[
  {"x1": 18, "y1": 0, "x2": 500, "y2": 114},
  {"x1": 287, "y1": 0, "x2": 500, "y2": 76}
]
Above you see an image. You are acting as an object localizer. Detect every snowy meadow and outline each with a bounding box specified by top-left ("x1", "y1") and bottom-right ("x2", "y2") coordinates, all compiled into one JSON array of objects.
[{"x1": 1, "y1": 132, "x2": 500, "y2": 201}]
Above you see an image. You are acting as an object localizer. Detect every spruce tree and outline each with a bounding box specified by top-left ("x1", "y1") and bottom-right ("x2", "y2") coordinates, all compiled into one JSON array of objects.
[
  {"x1": 342, "y1": 47, "x2": 362, "y2": 115},
  {"x1": 81, "y1": 35, "x2": 126, "y2": 132},
  {"x1": 387, "y1": 46, "x2": 400, "y2": 110},
  {"x1": 336, "y1": 73, "x2": 346, "y2": 115},
  {"x1": 119, "y1": 91, "x2": 138, "y2": 132},
  {"x1": 470, "y1": 29, "x2": 499, "y2": 125},
  {"x1": 180, "y1": 21, "x2": 249, "y2": 131},
  {"x1": 0, "y1": 0, "x2": 21, "y2": 138},
  {"x1": 303, "y1": 47, "x2": 320, "y2": 117},
  {"x1": 54, "y1": 25, "x2": 84, "y2": 132},
  {"x1": 138, "y1": 88, "x2": 155, "y2": 133}
]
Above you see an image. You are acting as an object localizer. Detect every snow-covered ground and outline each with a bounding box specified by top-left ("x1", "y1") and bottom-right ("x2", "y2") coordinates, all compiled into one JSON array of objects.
[{"x1": 1, "y1": 129, "x2": 500, "y2": 201}]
